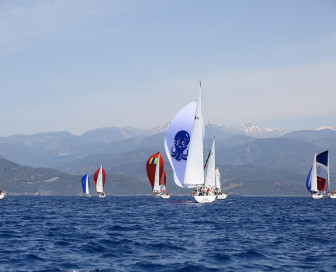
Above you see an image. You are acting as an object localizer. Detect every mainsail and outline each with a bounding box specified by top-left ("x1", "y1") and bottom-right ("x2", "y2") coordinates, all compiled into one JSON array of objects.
[
  {"x1": 146, "y1": 152, "x2": 164, "y2": 191},
  {"x1": 94, "y1": 165, "x2": 106, "y2": 193},
  {"x1": 81, "y1": 174, "x2": 90, "y2": 194},
  {"x1": 184, "y1": 88, "x2": 204, "y2": 187}
]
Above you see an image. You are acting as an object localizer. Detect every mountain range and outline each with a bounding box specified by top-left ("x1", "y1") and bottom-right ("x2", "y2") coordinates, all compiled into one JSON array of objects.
[{"x1": 0, "y1": 123, "x2": 335, "y2": 196}]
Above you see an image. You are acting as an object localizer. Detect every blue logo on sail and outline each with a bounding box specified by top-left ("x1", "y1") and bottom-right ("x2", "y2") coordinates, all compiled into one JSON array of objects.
[{"x1": 170, "y1": 130, "x2": 190, "y2": 162}]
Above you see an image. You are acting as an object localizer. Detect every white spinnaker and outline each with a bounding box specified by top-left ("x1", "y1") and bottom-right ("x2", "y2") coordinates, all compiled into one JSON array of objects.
[
  {"x1": 153, "y1": 154, "x2": 161, "y2": 192},
  {"x1": 96, "y1": 165, "x2": 104, "y2": 193},
  {"x1": 204, "y1": 138, "x2": 216, "y2": 188},
  {"x1": 184, "y1": 87, "x2": 204, "y2": 187},
  {"x1": 164, "y1": 101, "x2": 197, "y2": 188},
  {"x1": 311, "y1": 153, "x2": 318, "y2": 192},
  {"x1": 85, "y1": 175, "x2": 90, "y2": 194},
  {"x1": 215, "y1": 167, "x2": 221, "y2": 191}
]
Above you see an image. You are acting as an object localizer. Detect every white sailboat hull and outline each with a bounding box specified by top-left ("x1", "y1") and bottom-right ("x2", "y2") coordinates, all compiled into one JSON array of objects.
[
  {"x1": 160, "y1": 194, "x2": 171, "y2": 199},
  {"x1": 329, "y1": 194, "x2": 336, "y2": 199},
  {"x1": 99, "y1": 192, "x2": 106, "y2": 198},
  {"x1": 85, "y1": 194, "x2": 91, "y2": 198},
  {"x1": 311, "y1": 193, "x2": 323, "y2": 199},
  {"x1": 194, "y1": 194, "x2": 216, "y2": 203},
  {"x1": 153, "y1": 190, "x2": 161, "y2": 196},
  {"x1": 0, "y1": 193, "x2": 5, "y2": 199},
  {"x1": 217, "y1": 193, "x2": 227, "y2": 200}
]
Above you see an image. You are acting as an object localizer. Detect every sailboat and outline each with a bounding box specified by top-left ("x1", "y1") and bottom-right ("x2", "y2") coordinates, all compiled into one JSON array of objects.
[
  {"x1": 215, "y1": 167, "x2": 227, "y2": 200},
  {"x1": 160, "y1": 170, "x2": 170, "y2": 198},
  {"x1": 146, "y1": 152, "x2": 164, "y2": 196},
  {"x1": 81, "y1": 174, "x2": 91, "y2": 197},
  {"x1": 0, "y1": 189, "x2": 6, "y2": 200},
  {"x1": 165, "y1": 82, "x2": 216, "y2": 203},
  {"x1": 146, "y1": 152, "x2": 170, "y2": 198},
  {"x1": 94, "y1": 165, "x2": 106, "y2": 198},
  {"x1": 306, "y1": 151, "x2": 329, "y2": 199}
]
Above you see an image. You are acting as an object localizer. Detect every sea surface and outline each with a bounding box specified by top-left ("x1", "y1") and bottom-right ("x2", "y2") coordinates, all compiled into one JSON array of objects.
[{"x1": 1, "y1": 196, "x2": 336, "y2": 272}]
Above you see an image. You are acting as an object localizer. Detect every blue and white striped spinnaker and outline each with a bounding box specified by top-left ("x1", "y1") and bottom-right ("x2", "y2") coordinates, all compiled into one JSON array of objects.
[{"x1": 81, "y1": 174, "x2": 90, "y2": 195}]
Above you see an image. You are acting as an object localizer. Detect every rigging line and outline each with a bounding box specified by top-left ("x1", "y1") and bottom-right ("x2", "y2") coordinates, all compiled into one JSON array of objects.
[{"x1": 204, "y1": 150, "x2": 212, "y2": 169}]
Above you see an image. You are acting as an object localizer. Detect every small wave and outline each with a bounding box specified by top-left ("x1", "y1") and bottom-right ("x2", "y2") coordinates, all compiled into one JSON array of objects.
[
  {"x1": 209, "y1": 253, "x2": 232, "y2": 263},
  {"x1": 142, "y1": 242, "x2": 186, "y2": 251},
  {"x1": 107, "y1": 224, "x2": 144, "y2": 232},
  {"x1": 235, "y1": 249, "x2": 266, "y2": 259}
]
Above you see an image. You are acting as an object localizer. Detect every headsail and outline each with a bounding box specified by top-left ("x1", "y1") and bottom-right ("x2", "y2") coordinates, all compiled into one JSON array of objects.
[
  {"x1": 146, "y1": 152, "x2": 164, "y2": 190},
  {"x1": 94, "y1": 165, "x2": 106, "y2": 193},
  {"x1": 204, "y1": 138, "x2": 216, "y2": 188},
  {"x1": 215, "y1": 167, "x2": 221, "y2": 191},
  {"x1": 81, "y1": 174, "x2": 90, "y2": 194},
  {"x1": 161, "y1": 170, "x2": 167, "y2": 192}
]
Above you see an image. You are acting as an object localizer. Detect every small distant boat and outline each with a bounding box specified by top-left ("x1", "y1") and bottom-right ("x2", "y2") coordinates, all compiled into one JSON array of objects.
[
  {"x1": 215, "y1": 167, "x2": 227, "y2": 200},
  {"x1": 0, "y1": 189, "x2": 6, "y2": 200},
  {"x1": 146, "y1": 152, "x2": 170, "y2": 198},
  {"x1": 81, "y1": 174, "x2": 91, "y2": 197},
  {"x1": 306, "y1": 151, "x2": 329, "y2": 199},
  {"x1": 165, "y1": 82, "x2": 216, "y2": 203},
  {"x1": 329, "y1": 191, "x2": 336, "y2": 199},
  {"x1": 194, "y1": 137, "x2": 217, "y2": 202},
  {"x1": 160, "y1": 170, "x2": 170, "y2": 199},
  {"x1": 94, "y1": 165, "x2": 106, "y2": 198}
]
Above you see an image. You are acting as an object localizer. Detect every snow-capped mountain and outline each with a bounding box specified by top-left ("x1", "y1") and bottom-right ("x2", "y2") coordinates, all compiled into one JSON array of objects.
[
  {"x1": 316, "y1": 126, "x2": 336, "y2": 131},
  {"x1": 146, "y1": 123, "x2": 286, "y2": 138},
  {"x1": 213, "y1": 123, "x2": 286, "y2": 138}
]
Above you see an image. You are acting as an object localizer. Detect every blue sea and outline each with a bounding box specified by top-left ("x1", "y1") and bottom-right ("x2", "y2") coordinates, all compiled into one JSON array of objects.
[{"x1": 1, "y1": 196, "x2": 336, "y2": 272}]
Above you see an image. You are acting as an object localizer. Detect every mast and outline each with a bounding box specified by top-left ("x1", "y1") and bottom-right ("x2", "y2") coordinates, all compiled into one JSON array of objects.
[{"x1": 183, "y1": 82, "x2": 204, "y2": 186}]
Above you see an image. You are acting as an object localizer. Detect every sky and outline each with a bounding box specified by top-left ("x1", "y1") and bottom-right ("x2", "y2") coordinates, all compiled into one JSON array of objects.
[{"x1": 0, "y1": 0, "x2": 335, "y2": 137}]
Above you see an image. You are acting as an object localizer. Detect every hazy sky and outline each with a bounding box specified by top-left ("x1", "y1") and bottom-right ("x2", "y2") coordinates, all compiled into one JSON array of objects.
[{"x1": 0, "y1": 0, "x2": 335, "y2": 136}]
